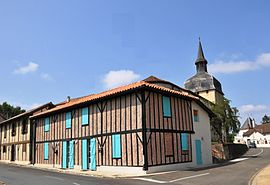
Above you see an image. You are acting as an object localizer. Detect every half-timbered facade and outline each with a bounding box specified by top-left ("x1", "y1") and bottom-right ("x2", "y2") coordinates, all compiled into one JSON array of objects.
[
  {"x1": 31, "y1": 76, "x2": 213, "y2": 174},
  {"x1": 0, "y1": 103, "x2": 53, "y2": 164}
]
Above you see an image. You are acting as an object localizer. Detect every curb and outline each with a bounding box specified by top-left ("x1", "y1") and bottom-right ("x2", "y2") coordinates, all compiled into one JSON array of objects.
[{"x1": 248, "y1": 164, "x2": 269, "y2": 185}]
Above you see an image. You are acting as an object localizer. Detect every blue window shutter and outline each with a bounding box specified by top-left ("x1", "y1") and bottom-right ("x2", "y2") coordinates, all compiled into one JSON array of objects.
[
  {"x1": 66, "y1": 112, "x2": 72, "y2": 129},
  {"x1": 90, "y1": 138, "x2": 96, "y2": 171},
  {"x1": 181, "y1": 133, "x2": 188, "y2": 151},
  {"x1": 112, "y1": 134, "x2": 121, "y2": 158},
  {"x1": 82, "y1": 107, "x2": 89, "y2": 126},
  {"x1": 44, "y1": 117, "x2": 50, "y2": 132},
  {"x1": 69, "y1": 140, "x2": 74, "y2": 169},
  {"x1": 62, "y1": 141, "x2": 67, "y2": 169},
  {"x1": 162, "y1": 96, "x2": 171, "y2": 117},
  {"x1": 44, "y1": 142, "x2": 49, "y2": 160},
  {"x1": 82, "y1": 139, "x2": 88, "y2": 170}
]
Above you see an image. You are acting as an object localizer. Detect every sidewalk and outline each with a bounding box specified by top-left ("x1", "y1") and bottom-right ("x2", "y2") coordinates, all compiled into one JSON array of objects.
[{"x1": 251, "y1": 164, "x2": 270, "y2": 185}]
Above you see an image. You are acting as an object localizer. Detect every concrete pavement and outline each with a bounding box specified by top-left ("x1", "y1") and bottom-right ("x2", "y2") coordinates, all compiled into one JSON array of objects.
[{"x1": 0, "y1": 148, "x2": 269, "y2": 185}]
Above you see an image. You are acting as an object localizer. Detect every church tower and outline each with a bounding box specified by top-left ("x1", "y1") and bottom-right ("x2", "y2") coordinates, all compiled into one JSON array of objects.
[{"x1": 184, "y1": 39, "x2": 224, "y2": 104}]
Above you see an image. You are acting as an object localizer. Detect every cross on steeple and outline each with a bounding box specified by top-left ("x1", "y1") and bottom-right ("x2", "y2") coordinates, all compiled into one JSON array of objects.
[{"x1": 195, "y1": 38, "x2": 208, "y2": 73}]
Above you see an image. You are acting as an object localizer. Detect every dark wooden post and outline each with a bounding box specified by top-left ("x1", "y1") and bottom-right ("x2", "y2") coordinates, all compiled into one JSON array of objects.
[{"x1": 141, "y1": 91, "x2": 148, "y2": 171}]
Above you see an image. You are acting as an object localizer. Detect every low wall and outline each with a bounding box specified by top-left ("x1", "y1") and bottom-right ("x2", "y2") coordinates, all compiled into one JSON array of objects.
[{"x1": 212, "y1": 143, "x2": 248, "y2": 162}]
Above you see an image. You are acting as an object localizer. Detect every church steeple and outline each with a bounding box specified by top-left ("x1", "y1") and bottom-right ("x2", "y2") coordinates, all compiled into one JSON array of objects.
[{"x1": 195, "y1": 38, "x2": 208, "y2": 73}]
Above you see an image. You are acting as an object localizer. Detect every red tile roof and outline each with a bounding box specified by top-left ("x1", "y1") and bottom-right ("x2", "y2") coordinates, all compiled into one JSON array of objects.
[
  {"x1": 31, "y1": 80, "x2": 198, "y2": 118},
  {"x1": 243, "y1": 123, "x2": 270, "y2": 137}
]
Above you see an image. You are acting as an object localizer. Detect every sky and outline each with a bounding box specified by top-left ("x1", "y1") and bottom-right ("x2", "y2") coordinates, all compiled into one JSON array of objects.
[{"x1": 0, "y1": 0, "x2": 270, "y2": 124}]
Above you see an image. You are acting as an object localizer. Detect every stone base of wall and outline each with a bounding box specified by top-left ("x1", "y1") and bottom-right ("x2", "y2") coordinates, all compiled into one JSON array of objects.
[{"x1": 212, "y1": 143, "x2": 248, "y2": 162}]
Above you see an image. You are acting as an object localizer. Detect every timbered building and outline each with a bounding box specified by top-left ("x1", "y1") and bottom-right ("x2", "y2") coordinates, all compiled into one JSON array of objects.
[
  {"x1": 0, "y1": 103, "x2": 53, "y2": 164},
  {"x1": 30, "y1": 76, "x2": 213, "y2": 174}
]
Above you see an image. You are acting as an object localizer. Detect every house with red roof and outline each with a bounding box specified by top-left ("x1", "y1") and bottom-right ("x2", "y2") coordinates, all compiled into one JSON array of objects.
[{"x1": 29, "y1": 76, "x2": 213, "y2": 175}]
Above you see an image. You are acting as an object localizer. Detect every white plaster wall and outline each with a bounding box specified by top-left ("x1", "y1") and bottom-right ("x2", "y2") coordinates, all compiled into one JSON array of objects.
[
  {"x1": 243, "y1": 132, "x2": 270, "y2": 148},
  {"x1": 191, "y1": 102, "x2": 212, "y2": 166},
  {"x1": 234, "y1": 129, "x2": 249, "y2": 144}
]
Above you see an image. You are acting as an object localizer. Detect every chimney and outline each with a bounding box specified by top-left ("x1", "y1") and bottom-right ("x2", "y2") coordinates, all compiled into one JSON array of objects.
[{"x1": 66, "y1": 96, "x2": 71, "y2": 103}]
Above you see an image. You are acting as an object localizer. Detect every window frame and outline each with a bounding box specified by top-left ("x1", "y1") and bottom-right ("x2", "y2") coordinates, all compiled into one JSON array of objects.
[
  {"x1": 162, "y1": 96, "x2": 172, "y2": 118},
  {"x1": 22, "y1": 118, "x2": 28, "y2": 134},
  {"x1": 66, "y1": 112, "x2": 72, "y2": 129},
  {"x1": 11, "y1": 123, "x2": 16, "y2": 136},
  {"x1": 181, "y1": 133, "x2": 189, "y2": 151},
  {"x1": 44, "y1": 142, "x2": 49, "y2": 160},
  {"x1": 112, "y1": 134, "x2": 122, "y2": 159},
  {"x1": 193, "y1": 109, "x2": 199, "y2": 122},
  {"x1": 81, "y1": 107, "x2": 89, "y2": 126},
  {"x1": 44, "y1": 117, "x2": 50, "y2": 132}
]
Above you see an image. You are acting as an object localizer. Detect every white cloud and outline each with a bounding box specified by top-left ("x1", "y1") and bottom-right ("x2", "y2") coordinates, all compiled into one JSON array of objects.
[
  {"x1": 103, "y1": 70, "x2": 140, "y2": 89},
  {"x1": 14, "y1": 62, "x2": 39, "y2": 74},
  {"x1": 40, "y1": 73, "x2": 53, "y2": 81},
  {"x1": 208, "y1": 53, "x2": 270, "y2": 74},
  {"x1": 239, "y1": 104, "x2": 270, "y2": 124},
  {"x1": 239, "y1": 104, "x2": 269, "y2": 114}
]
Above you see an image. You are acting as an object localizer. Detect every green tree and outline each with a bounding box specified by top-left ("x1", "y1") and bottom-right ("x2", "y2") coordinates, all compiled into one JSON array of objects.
[
  {"x1": 0, "y1": 102, "x2": 25, "y2": 119},
  {"x1": 261, "y1": 114, "x2": 270, "y2": 124},
  {"x1": 210, "y1": 97, "x2": 240, "y2": 143}
]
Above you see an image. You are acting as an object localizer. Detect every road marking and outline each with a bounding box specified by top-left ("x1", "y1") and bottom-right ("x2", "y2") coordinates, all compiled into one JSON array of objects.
[
  {"x1": 45, "y1": 175, "x2": 64, "y2": 181},
  {"x1": 133, "y1": 178, "x2": 166, "y2": 184},
  {"x1": 252, "y1": 149, "x2": 264, "y2": 157},
  {"x1": 230, "y1": 158, "x2": 248, "y2": 162},
  {"x1": 169, "y1": 173, "x2": 210, "y2": 183},
  {"x1": 144, "y1": 170, "x2": 178, "y2": 176},
  {"x1": 73, "y1": 183, "x2": 81, "y2": 185},
  {"x1": 133, "y1": 173, "x2": 210, "y2": 183}
]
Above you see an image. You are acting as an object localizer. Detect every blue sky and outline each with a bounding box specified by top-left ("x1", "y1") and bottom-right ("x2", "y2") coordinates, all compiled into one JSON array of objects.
[{"x1": 0, "y1": 0, "x2": 270, "y2": 124}]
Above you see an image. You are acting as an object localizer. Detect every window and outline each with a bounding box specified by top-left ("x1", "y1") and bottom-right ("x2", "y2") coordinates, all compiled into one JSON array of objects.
[
  {"x1": 4, "y1": 125, "x2": 7, "y2": 138},
  {"x1": 44, "y1": 117, "x2": 50, "y2": 132},
  {"x1": 44, "y1": 143, "x2": 49, "y2": 160},
  {"x1": 165, "y1": 133, "x2": 173, "y2": 156},
  {"x1": 3, "y1": 146, "x2": 6, "y2": 153},
  {"x1": 23, "y1": 143, "x2": 27, "y2": 152},
  {"x1": 66, "y1": 112, "x2": 72, "y2": 129},
  {"x1": 112, "y1": 134, "x2": 121, "y2": 158},
  {"x1": 162, "y1": 96, "x2": 171, "y2": 117},
  {"x1": 22, "y1": 119, "x2": 28, "y2": 134},
  {"x1": 82, "y1": 107, "x2": 89, "y2": 126},
  {"x1": 181, "y1": 133, "x2": 189, "y2": 151},
  {"x1": 193, "y1": 110, "x2": 199, "y2": 122},
  {"x1": 11, "y1": 123, "x2": 16, "y2": 136}
]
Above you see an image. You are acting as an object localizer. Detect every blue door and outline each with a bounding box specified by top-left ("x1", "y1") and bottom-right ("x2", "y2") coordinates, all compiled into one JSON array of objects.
[
  {"x1": 82, "y1": 139, "x2": 88, "y2": 170},
  {"x1": 62, "y1": 141, "x2": 67, "y2": 169},
  {"x1": 90, "y1": 138, "x2": 96, "y2": 171},
  {"x1": 195, "y1": 139, "x2": 202, "y2": 165},
  {"x1": 69, "y1": 140, "x2": 74, "y2": 169}
]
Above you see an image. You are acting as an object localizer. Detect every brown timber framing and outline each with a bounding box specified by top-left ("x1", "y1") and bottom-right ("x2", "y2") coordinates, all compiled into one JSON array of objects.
[{"x1": 31, "y1": 86, "x2": 197, "y2": 170}]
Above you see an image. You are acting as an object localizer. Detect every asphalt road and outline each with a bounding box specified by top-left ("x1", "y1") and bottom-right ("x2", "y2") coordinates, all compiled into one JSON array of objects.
[{"x1": 0, "y1": 148, "x2": 268, "y2": 185}]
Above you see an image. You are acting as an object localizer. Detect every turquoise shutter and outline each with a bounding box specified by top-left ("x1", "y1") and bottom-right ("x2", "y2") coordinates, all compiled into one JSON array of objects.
[
  {"x1": 69, "y1": 140, "x2": 74, "y2": 169},
  {"x1": 90, "y1": 138, "x2": 96, "y2": 171},
  {"x1": 112, "y1": 134, "x2": 121, "y2": 158},
  {"x1": 62, "y1": 141, "x2": 67, "y2": 169},
  {"x1": 66, "y1": 112, "x2": 72, "y2": 129},
  {"x1": 181, "y1": 133, "x2": 188, "y2": 150},
  {"x1": 195, "y1": 140, "x2": 202, "y2": 165},
  {"x1": 162, "y1": 96, "x2": 171, "y2": 117},
  {"x1": 82, "y1": 139, "x2": 88, "y2": 170},
  {"x1": 44, "y1": 143, "x2": 49, "y2": 160},
  {"x1": 82, "y1": 107, "x2": 89, "y2": 126},
  {"x1": 44, "y1": 117, "x2": 50, "y2": 132}
]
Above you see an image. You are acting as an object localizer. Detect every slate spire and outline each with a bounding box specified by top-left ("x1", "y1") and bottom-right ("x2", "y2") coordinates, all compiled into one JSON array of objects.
[{"x1": 195, "y1": 38, "x2": 208, "y2": 73}]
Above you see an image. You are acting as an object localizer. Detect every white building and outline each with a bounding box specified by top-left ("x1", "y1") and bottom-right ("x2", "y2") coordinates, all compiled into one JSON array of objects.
[{"x1": 235, "y1": 117, "x2": 270, "y2": 148}]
